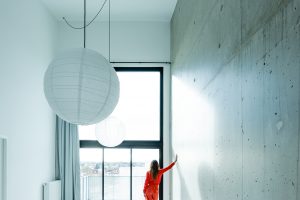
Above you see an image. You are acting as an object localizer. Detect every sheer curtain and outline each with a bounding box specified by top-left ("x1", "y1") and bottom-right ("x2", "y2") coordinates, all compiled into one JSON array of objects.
[{"x1": 55, "y1": 116, "x2": 80, "y2": 200}]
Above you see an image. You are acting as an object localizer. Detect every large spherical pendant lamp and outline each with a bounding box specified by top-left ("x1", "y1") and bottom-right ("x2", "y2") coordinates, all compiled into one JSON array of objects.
[
  {"x1": 44, "y1": 48, "x2": 120, "y2": 125},
  {"x1": 95, "y1": 116, "x2": 125, "y2": 147}
]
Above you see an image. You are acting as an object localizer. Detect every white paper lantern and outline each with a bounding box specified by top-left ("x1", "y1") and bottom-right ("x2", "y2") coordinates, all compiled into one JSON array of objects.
[
  {"x1": 44, "y1": 48, "x2": 119, "y2": 125},
  {"x1": 95, "y1": 116, "x2": 125, "y2": 147}
]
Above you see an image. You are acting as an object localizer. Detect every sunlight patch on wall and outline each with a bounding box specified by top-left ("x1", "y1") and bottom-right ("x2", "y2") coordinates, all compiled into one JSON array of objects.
[{"x1": 172, "y1": 76, "x2": 215, "y2": 167}]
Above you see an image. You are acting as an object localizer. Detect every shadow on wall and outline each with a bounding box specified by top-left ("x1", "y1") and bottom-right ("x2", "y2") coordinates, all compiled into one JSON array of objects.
[
  {"x1": 171, "y1": 144, "x2": 215, "y2": 200},
  {"x1": 175, "y1": 163, "x2": 192, "y2": 200},
  {"x1": 197, "y1": 164, "x2": 215, "y2": 200},
  {"x1": 173, "y1": 162, "x2": 214, "y2": 200}
]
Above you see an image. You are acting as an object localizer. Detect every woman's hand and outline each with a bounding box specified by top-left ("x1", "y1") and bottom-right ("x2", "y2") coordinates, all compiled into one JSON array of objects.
[{"x1": 174, "y1": 154, "x2": 178, "y2": 163}]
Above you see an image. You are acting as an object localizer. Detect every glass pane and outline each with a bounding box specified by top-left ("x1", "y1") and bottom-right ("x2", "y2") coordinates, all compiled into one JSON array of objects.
[
  {"x1": 79, "y1": 124, "x2": 96, "y2": 140},
  {"x1": 104, "y1": 149, "x2": 130, "y2": 200},
  {"x1": 132, "y1": 149, "x2": 159, "y2": 200},
  {"x1": 79, "y1": 71, "x2": 160, "y2": 141},
  {"x1": 80, "y1": 148, "x2": 103, "y2": 200},
  {"x1": 113, "y1": 72, "x2": 160, "y2": 140}
]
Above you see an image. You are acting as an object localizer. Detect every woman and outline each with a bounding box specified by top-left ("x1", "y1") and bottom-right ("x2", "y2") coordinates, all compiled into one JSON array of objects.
[{"x1": 143, "y1": 155, "x2": 178, "y2": 200}]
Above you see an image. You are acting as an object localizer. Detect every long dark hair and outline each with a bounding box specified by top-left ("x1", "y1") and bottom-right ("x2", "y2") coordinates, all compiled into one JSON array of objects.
[{"x1": 150, "y1": 160, "x2": 159, "y2": 179}]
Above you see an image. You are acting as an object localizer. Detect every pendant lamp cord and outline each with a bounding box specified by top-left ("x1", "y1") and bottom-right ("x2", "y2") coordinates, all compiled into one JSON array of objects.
[
  {"x1": 64, "y1": 0, "x2": 111, "y2": 59},
  {"x1": 84, "y1": 0, "x2": 86, "y2": 48},
  {"x1": 108, "y1": 0, "x2": 111, "y2": 62},
  {"x1": 63, "y1": 0, "x2": 108, "y2": 30}
]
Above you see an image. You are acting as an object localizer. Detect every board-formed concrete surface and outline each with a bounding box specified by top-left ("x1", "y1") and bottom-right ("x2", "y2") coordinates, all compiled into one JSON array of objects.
[{"x1": 171, "y1": 0, "x2": 300, "y2": 199}]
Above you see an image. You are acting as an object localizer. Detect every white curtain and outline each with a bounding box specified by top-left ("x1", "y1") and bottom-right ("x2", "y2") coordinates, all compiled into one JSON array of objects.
[{"x1": 55, "y1": 116, "x2": 80, "y2": 200}]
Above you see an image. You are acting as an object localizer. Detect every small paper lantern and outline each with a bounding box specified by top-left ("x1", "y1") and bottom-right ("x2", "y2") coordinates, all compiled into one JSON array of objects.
[
  {"x1": 44, "y1": 48, "x2": 119, "y2": 125},
  {"x1": 95, "y1": 116, "x2": 125, "y2": 147}
]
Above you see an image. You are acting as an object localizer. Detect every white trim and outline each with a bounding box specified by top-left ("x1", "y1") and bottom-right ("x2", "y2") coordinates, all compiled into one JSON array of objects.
[
  {"x1": 0, "y1": 136, "x2": 7, "y2": 200},
  {"x1": 162, "y1": 65, "x2": 171, "y2": 200}
]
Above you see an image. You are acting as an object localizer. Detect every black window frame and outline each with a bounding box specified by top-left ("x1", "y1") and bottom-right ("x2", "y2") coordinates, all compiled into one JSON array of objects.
[{"x1": 80, "y1": 67, "x2": 164, "y2": 200}]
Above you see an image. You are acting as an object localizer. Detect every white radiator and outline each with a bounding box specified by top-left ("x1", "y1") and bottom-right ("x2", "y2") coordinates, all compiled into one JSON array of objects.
[{"x1": 43, "y1": 180, "x2": 61, "y2": 200}]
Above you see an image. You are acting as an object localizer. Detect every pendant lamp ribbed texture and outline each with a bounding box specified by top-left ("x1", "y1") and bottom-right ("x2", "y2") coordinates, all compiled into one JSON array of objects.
[{"x1": 44, "y1": 48, "x2": 119, "y2": 125}]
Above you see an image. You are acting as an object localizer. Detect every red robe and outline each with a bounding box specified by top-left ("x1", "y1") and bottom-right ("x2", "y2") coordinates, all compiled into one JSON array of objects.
[{"x1": 143, "y1": 162, "x2": 176, "y2": 200}]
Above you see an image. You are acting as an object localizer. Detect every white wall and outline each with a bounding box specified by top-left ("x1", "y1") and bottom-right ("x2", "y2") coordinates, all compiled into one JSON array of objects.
[
  {"x1": 58, "y1": 21, "x2": 170, "y2": 62},
  {"x1": 171, "y1": 0, "x2": 300, "y2": 199},
  {"x1": 0, "y1": 1, "x2": 58, "y2": 200}
]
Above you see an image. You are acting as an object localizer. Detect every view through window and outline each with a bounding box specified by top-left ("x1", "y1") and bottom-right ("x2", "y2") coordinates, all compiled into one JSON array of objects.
[{"x1": 79, "y1": 67, "x2": 163, "y2": 200}]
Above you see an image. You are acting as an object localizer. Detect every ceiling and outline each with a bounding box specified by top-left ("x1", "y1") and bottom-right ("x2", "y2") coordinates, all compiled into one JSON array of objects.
[{"x1": 42, "y1": 0, "x2": 178, "y2": 22}]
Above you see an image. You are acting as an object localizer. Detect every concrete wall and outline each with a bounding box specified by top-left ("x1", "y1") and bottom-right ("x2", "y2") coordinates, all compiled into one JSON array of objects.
[
  {"x1": 0, "y1": 1, "x2": 58, "y2": 200},
  {"x1": 171, "y1": 0, "x2": 300, "y2": 199}
]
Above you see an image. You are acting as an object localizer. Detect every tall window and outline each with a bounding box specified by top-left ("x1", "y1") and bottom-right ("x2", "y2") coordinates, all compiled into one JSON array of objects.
[{"x1": 79, "y1": 67, "x2": 163, "y2": 200}]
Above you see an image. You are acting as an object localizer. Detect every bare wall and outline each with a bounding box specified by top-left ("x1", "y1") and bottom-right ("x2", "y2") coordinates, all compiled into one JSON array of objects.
[
  {"x1": 58, "y1": 21, "x2": 170, "y2": 62},
  {"x1": 171, "y1": 0, "x2": 300, "y2": 199},
  {"x1": 0, "y1": 1, "x2": 58, "y2": 200}
]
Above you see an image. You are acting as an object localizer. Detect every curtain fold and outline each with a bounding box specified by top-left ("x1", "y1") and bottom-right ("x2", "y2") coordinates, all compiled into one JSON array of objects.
[{"x1": 55, "y1": 116, "x2": 80, "y2": 200}]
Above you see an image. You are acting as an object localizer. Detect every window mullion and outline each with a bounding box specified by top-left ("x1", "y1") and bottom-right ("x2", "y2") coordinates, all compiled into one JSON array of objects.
[
  {"x1": 102, "y1": 148, "x2": 104, "y2": 200},
  {"x1": 130, "y1": 148, "x2": 133, "y2": 200}
]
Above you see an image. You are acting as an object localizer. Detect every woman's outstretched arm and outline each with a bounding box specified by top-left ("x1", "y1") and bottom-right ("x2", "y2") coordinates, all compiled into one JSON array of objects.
[{"x1": 159, "y1": 154, "x2": 178, "y2": 173}]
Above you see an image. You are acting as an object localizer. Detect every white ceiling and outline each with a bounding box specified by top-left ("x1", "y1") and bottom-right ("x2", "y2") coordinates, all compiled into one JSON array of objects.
[{"x1": 42, "y1": 0, "x2": 177, "y2": 22}]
